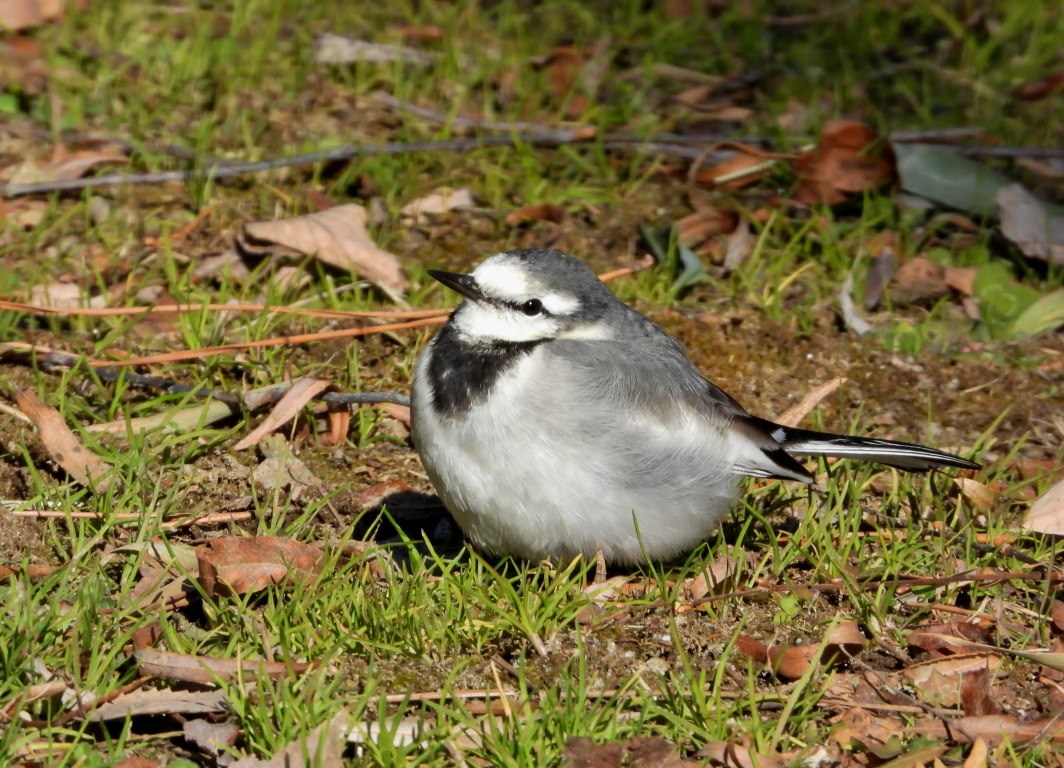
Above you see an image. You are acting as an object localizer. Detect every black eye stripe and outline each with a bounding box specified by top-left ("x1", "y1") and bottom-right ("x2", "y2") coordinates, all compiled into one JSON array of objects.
[{"x1": 499, "y1": 298, "x2": 547, "y2": 316}]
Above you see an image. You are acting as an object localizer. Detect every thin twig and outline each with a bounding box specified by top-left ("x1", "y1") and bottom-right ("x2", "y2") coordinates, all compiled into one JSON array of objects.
[
  {"x1": 0, "y1": 299, "x2": 446, "y2": 321},
  {"x1": 1, "y1": 133, "x2": 594, "y2": 198}
]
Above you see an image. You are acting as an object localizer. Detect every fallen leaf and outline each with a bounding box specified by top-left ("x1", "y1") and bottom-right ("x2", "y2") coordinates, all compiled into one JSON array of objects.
[
  {"x1": 241, "y1": 204, "x2": 408, "y2": 293},
  {"x1": 697, "y1": 742, "x2": 784, "y2": 768},
  {"x1": 111, "y1": 758, "x2": 160, "y2": 768},
  {"x1": 690, "y1": 553, "x2": 741, "y2": 601},
  {"x1": 1011, "y1": 71, "x2": 1064, "y2": 101},
  {"x1": 4, "y1": 146, "x2": 127, "y2": 186},
  {"x1": 133, "y1": 642, "x2": 310, "y2": 684},
  {"x1": 874, "y1": 745, "x2": 949, "y2": 768},
  {"x1": 314, "y1": 34, "x2": 434, "y2": 64},
  {"x1": 902, "y1": 653, "x2": 1002, "y2": 707},
  {"x1": 184, "y1": 719, "x2": 241, "y2": 758},
  {"x1": 531, "y1": 43, "x2": 605, "y2": 118},
  {"x1": 960, "y1": 665, "x2": 1000, "y2": 716},
  {"x1": 0, "y1": 0, "x2": 70, "y2": 32},
  {"x1": 996, "y1": 184, "x2": 1064, "y2": 266},
  {"x1": 737, "y1": 619, "x2": 862, "y2": 680},
  {"x1": 252, "y1": 435, "x2": 323, "y2": 500},
  {"x1": 233, "y1": 378, "x2": 331, "y2": 451},
  {"x1": 1023, "y1": 478, "x2": 1064, "y2": 534},
  {"x1": 954, "y1": 478, "x2": 999, "y2": 513},
  {"x1": 1053, "y1": 600, "x2": 1064, "y2": 633},
  {"x1": 693, "y1": 149, "x2": 773, "y2": 189},
  {"x1": 87, "y1": 689, "x2": 229, "y2": 722},
  {"x1": 27, "y1": 281, "x2": 104, "y2": 308},
  {"x1": 675, "y1": 207, "x2": 739, "y2": 245},
  {"x1": 196, "y1": 536, "x2": 323, "y2": 597},
  {"x1": 505, "y1": 203, "x2": 566, "y2": 226},
  {"x1": 13, "y1": 387, "x2": 113, "y2": 491},
  {"x1": 963, "y1": 738, "x2": 989, "y2": 768},
  {"x1": 722, "y1": 217, "x2": 755, "y2": 273},
  {"x1": 891, "y1": 256, "x2": 952, "y2": 306},
  {"x1": 400, "y1": 187, "x2": 474, "y2": 223},
  {"x1": 907, "y1": 622, "x2": 994, "y2": 656},
  {"x1": 909, "y1": 714, "x2": 1064, "y2": 744},
  {"x1": 793, "y1": 121, "x2": 896, "y2": 205},
  {"x1": 1, "y1": 198, "x2": 47, "y2": 228},
  {"x1": 381, "y1": 402, "x2": 411, "y2": 427}
]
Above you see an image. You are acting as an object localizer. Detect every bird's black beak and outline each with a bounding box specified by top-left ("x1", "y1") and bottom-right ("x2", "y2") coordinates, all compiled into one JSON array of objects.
[{"x1": 428, "y1": 270, "x2": 485, "y2": 303}]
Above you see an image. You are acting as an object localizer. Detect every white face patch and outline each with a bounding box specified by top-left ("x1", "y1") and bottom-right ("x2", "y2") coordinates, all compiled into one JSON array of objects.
[
  {"x1": 453, "y1": 301, "x2": 562, "y2": 343},
  {"x1": 471, "y1": 257, "x2": 531, "y2": 302},
  {"x1": 455, "y1": 253, "x2": 583, "y2": 342}
]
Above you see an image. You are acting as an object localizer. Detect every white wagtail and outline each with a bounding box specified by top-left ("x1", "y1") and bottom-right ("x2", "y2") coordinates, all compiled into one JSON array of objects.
[{"x1": 410, "y1": 248, "x2": 980, "y2": 565}]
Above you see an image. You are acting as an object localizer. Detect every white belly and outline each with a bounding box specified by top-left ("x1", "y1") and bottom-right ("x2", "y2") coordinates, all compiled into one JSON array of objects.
[{"x1": 410, "y1": 347, "x2": 739, "y2": 564}]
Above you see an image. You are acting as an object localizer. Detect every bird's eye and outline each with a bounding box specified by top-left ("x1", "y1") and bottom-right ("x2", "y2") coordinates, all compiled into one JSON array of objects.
[{"x1": 521, "y1": 299, "x2": 544, "y2": 316}]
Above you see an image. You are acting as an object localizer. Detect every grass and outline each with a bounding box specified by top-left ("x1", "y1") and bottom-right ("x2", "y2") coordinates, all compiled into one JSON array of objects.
[{"x1": 1, "y1": 0, "x2": 1063, "y2": 766}]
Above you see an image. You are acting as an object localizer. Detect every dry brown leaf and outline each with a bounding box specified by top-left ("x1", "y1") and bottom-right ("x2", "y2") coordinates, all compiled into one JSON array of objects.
[
  {"x1": 506, "y1": 203, "x2": 566, "y2": 226},
  {"x1": 133, "y1": 643, "x2": 310, "y2": 684},
  {"x1": 87, "y1": 689, "x2": 229, "y2": 722},
  {"x1": 696, "y1": 743, "x2": 784, "y2": 768},
  {"x1": 1011, "y1": 71, "x2": 1064, "y2": 101},
  {"x1": 890, "y1": 256, "x2": 951, "y2": 305},
  {"x1": 381, "y1": 402, "x2": 411, "y2": 426},
  {"x1": 693, "y1": 150, "x2": 772, "y2": 189},
  {"x1": 230, "y1": 712, "x2": 347, "y2": 768},
  {"x1": 323, "y1": 403, "x2": 350, "y2": 448},
  {"x1": 1023, "y1": 478, "x2": 1064, "y2": 534},
  {"x1": 196, "y1": 536, "x2": 323, "y2": 597},
  {"x1": 737, "y1": 619, "x2": 862, "y2": 679},
  {"x1": 902, "y1": 653, "x2": 1001, "y2": 708},
  {"x1": 242, "y1": 204, "x2": 408, "y2": 292},
  {"x1": 676, "y1": 208, "x2": 740, "y2": 245},
  {"x1": 954, "y1": 477, "x2": 999, "y2": 513},
  {"x1": 111, "y1": 758, "x2": 160, "y2": 768},
  {"x1": 183, "y1": 719, "x2": 241, "y2": 758},
  {"x1": 532, "y1": 45, "x2": 592, "y2": 118},
  {"x1": 355, "y1": 481, "x2": 417, "y2": 511},
  {"x1": 399, "y1": 187, "x2": 474, "y2": 222},
  {"x1": 722, "y1": 217, "x2": 755, "y2": 273},
  {"x1": 1, "y1": 198, "x2": 47, "y2": 228},
  {"x1": 830, "y1": 705, "x2": 906, "y2": 751},
  {"x1": 910, "y1": 714, "x2": 1064, "y2": 744},
  {"x1": 690, "y1": 553, "x2": 741, "y2": 601},
  {"x1": 233, "y1": 378, "x2": 331, "y2": 451},
  {"x1": 907, "y1": 622, "x2": 994, "y2": 656},
  {"x1": 4, "y1": 147, "x2": 127, "y2": 185},
  {"x1": 960, "y1": 665, "x2": 999, "y2": 716},
  {"x1": 734, "y1": 635, "x2": 812, "y2": 679},
  {"x1": 793, "y1": 120, "x2": 896, "y2": 205},
  {"x1": 963, "y1": 738, "x2": 989, "y2": 768},
  {"x1": 0, "y1": 0, "x2": 70, "y2": 32},
  {"x1": 13, "y1": 387, "x2": 113, "y2": 491}
]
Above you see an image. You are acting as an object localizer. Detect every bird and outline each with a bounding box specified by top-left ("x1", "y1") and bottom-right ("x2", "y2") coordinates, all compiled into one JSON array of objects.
[{"x1": 410, "y1": 248, "x2": 980, "y2": 565}]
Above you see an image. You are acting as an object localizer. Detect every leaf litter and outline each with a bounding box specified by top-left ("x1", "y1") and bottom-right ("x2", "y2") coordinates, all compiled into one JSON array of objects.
[{"x1": 2, "y1": 6, "x2": 1064, "y2": 767}]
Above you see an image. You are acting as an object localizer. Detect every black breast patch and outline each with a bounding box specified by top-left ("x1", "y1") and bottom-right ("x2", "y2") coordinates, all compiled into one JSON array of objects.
[{"x1": 427, "y1": 323, "x2": 543, "y2": 415}]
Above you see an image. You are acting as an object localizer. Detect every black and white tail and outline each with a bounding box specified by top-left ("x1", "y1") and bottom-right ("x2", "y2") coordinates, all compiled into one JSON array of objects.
[{"x1": 740, "y1": 415, "x2": 980, "y2": 483}]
